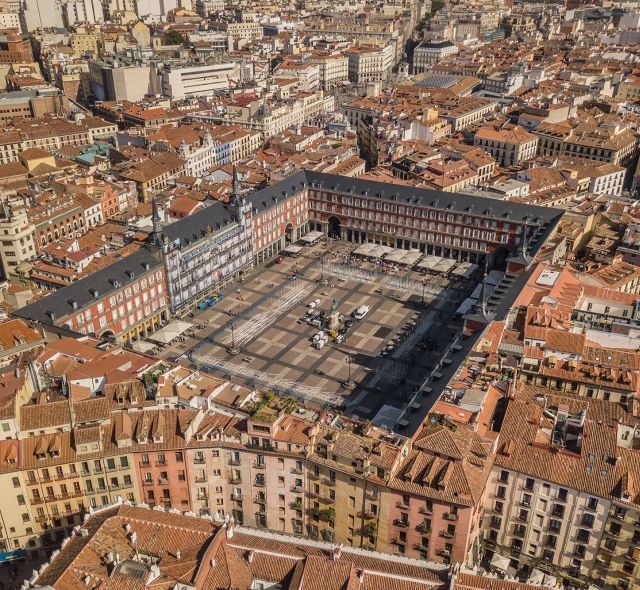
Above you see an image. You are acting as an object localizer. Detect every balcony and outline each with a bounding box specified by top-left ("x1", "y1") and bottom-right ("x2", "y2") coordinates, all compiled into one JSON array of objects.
[
  {"x1": 228, "y1": 458, "x2": 241, "y2": 466},
  {"x1": 291, "y1": 467, "x2": 304, "y2": 475},
  {"x1": 396, "y1": 501, "x2": 410, "y2": 510},
  {"x1": 394, "y1": 519, "x2": 409, "y2": 528},
  {"x1": 231, "y1": 492, "x2": 243, "y2": 501},
  {"x1": 195, "y1": 476, "x2": 207, "y2": 483},
  {"x1": 414, "y1": 543, "x2": 429, "y2": 555},
  {"x1": 443, "y1": 513, "x2": 458, "y2": 521},
  {"x1": 320, "y1": 496, "x2": 336, "y2": 505},
  {"x1": 323, "y1": 478, "x2": 336, "y2": 487},
  {"x1": 308, "y1": 472, "x2": 320, "y2": 480},
  {"x1": 155, "y1": 460, "x2": 167, "y2": 467},
  {"x1": 365, "y1": 490, "x2": 378, "y2": 501},
  {"x1": 415, "y1": 523, "x2": 431, "y2": 534},
  {"x1": 142, "y1": 480, "x2": 154, "y2": 487},
  {"x1": 193, "y1": 457, "x2": 206, "y2": 465},
  {"x1": 30, "y1": 497, "x2": 43, "y2": 505},
  {"x1": 229, "y1": 477, "x2": 242, "y2": 485},
  {"x1": 290, "y1": 501, "x2": 304, "y2": 511},
  {"x1": 254, "y1": 496, "x2": 266, "y2": 504},
  {"x1": 253, "y1": 462, "x2": 266, "y2": 470},
  {"x1": 158, "y1": 478, "x2": 169, "y2": 486},
  {"x1": 418, "y1": 506, "x2": 433, "y2": 515},
  {"x1": 254, "y1": 480, "x2": 266, "y2": 488},
  {"x1": 439, "y1": 530, "x2": 454, "y2": 539},
  {"x1": 290, "y1": 485, "x2": 303, "y2": 493},
  {"x1": 435, "y1": 549, "x2": 450, "y2": 558}
]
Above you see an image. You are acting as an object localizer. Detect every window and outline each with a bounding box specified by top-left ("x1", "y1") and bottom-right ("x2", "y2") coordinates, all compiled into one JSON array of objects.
[
  {"x1": 576, "y1": 529, "x2": 590, "y2": 543},
  {"x1": 581, "y1": 513, "x2": 594, "y2": 528}
]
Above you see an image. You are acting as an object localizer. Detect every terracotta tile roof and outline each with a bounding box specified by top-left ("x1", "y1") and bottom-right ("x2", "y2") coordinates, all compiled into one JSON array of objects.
[
  {"x1": 21, "y1": 399, "x2": 71, "y2": 432},
  {"x1": 495, "y1": 384, "x2": 640, "y2": 507},
  {"x1": 544, "y1": 329, "x2": 585, "y2": 354},
  {"x1": 389, "y1": 425, "x2": 495, "y2": 505},
  {"x1": 36, "y1": 507, "x2": 447, "y2": 590},
  {"x1": 454, "y1": 572, "x2": 547, "y2": 590}
]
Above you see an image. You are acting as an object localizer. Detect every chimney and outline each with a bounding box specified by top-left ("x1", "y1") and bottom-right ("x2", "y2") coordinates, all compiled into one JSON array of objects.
[
  {"x1": 358, "y1": 569, "x2": 365, "y2": 584},
  {"x1": 247, "y1": 550, "x2": 254, "y2": 563},
  {"x1": 176, "y1": 550, "x2": 181, "y2": 560},
  {"x1": 332, "y1": 545, "x2": 342, "y2": 560},
  {"x1": 226, "y1": 524, "x2": 234, "y2": 539}
]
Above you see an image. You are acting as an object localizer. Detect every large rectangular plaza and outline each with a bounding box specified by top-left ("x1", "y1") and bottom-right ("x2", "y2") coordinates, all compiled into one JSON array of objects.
[{"x1": 156, "y1": 239, "x2": 476, "y2": 425}]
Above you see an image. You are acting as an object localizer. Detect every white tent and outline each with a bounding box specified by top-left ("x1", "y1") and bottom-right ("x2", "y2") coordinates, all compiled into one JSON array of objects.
[
  {"x1": 300, "y1": 230, "x2": 324, "y2": 244},
  {"x1": 131, "y1": 340, "x2": 156, "y2": 353},
  {"x1": 148, "y1": 320, "x2": 193, "y2": 344},
  {"x1": 490, "y1": 553, "x2": 511, "y2": 572},
  {"x1": 283, "y1": 245, "x2": 303, "y2": 255}
]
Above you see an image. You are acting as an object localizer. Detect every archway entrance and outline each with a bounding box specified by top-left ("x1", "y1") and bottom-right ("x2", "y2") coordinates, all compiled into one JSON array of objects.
[
  {"x1": 328, "y1": 216, "x2": 341, "y2": 239},
  {"x1": 285, "y1": 223, "x2": 294, "y2": 243},
  {"x1": 100, "y1": 330, "x2": 115, "y2": 342}
]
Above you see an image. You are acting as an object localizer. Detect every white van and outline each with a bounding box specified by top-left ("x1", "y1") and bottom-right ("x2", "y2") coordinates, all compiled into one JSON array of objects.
[{"x1": 354, "y1": 305, "x2": 370, "y2": 320}]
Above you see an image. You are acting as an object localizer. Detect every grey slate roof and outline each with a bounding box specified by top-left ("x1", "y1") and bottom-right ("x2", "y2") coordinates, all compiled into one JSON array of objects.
[
  {"x1": 14, "y1": 247, "x2": 163, "y2": 327},
  {"x1": 161, "y1": 200, "x2": 239, "y2": 246},
  {"x1": 14, "y1": 170, "x2": 563, "y2": 327},
  {"x1": 248, "y1": 170, "x2": 562, "y2": 225}
]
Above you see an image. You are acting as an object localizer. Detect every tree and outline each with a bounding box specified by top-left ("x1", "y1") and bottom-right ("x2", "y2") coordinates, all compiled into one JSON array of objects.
[{"x1": 163, "y1": 30, "x2": 186, "y2": 46}]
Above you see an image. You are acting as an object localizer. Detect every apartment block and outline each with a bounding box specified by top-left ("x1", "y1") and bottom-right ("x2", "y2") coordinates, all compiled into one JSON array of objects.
[
  {"x1": 481, "y1": 385, "x2": 640, "y2": 587},
  {"x1": 474, "y1": 126, "x2": 538, "y2": 168}
]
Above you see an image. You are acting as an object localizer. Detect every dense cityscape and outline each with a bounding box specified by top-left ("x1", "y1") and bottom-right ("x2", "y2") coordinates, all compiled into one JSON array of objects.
[{"x1": 0, "y1": 0, "x2": 638, "y2": 588}]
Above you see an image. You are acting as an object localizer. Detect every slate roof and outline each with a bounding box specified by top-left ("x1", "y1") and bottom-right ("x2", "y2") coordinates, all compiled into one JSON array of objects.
[
  {"x1": 14, "y1": 170, "x2": 563, "y2": 327},
  {"x1": 13, "y1": 246, "x2": 163, "y2": 327}
]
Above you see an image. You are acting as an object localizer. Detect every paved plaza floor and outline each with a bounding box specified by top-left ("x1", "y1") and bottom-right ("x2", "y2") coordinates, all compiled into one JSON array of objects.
[{"x1": 156, "y1": 240, "x2": 476, "y2": 422}]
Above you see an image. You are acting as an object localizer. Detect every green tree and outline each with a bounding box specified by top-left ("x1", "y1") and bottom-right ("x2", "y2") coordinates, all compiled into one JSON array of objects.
[{"x1": 163, "y1": 30, "x2": 186, "y2": 46}]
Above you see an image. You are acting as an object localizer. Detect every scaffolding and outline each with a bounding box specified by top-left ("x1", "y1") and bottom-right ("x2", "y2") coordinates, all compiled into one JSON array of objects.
[
  {"x1": 217, "y1": 278, "x2": 315, "y2": 349},
  {"x1": 192, "y1": 353, "x2": 343, "y2": 407},
  {"x1": 320, "y1": 261, "x2": 441, "y2": 298}
]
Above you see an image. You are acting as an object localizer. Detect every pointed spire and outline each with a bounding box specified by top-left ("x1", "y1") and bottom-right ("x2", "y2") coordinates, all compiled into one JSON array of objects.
[
  {"x1": 521, "y1": 217, "x2": 530, "y2": 258},
  {"x1": 479, "y1": 258, "x2": 490, "y2": 319},
  {"x1": 232, "y1": 164, "x2": 242, "y2": 206},
  {"x1": 151, "y1": 197, "x2": 162, "y2": 243}
]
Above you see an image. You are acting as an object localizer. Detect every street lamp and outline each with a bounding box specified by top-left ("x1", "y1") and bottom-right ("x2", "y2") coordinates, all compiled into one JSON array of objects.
[
  {"x1": 227, "y1": 320, "x2": 239, "y2": 354},
  {"x1": 421, "y1": 279, "x2": 426, "y2": 305},
  {"x1": 342, "y1": 353, "x2": 356, "y2": 390}
]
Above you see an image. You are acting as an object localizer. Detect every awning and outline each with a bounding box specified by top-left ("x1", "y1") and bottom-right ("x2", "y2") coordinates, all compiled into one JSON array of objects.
[
  {"x1": 490, "y1": 552, "x2": 511, "y2": 572},
  {"x1": 283, "y1": 245, "x2": 303, "y2": 255},
  {"x1": 131, "y1": 340, "x2": 157, "y2": 353},
  {"x1": 384, "y1": 249, "x2": 423, "y2": 266},
  {"x1": 299, "y1": 230, "x2": 324, "y2": 244},
  {"x1": 452, "y1": 262, "x2": 478, "y2": 278},
  {"x1": 148, "y1": 320, "x2": 193, "y2": 344}
]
